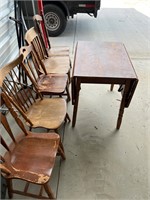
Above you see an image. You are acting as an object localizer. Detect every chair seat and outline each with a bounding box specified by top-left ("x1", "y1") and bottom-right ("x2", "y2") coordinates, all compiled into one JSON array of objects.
[
  {"x1": 43, "y1": 56, "x2": 70, "y2": 74},
  {"x1": 26, "y1": 98, "x2": 66, "y2": 130},
  {"x1": 37, "y1": 74, "x2": 68, "y2": 94},
  {"x1": 48, "y1": 47, "x2": 70, "y2": 57},
  {"x1": 4, "y1": 132, "x2": 60, "y2": 184}
]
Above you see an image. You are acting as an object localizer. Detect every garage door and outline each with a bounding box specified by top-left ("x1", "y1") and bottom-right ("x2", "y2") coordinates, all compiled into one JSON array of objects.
[{"x1": 0, "y1": 0, "x2": 18, "y2": 68}]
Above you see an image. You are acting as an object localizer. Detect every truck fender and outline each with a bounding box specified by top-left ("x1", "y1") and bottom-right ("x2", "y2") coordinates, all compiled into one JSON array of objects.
[{"x1": 59, "y1": 1, "x2": 70, "y2": 18}]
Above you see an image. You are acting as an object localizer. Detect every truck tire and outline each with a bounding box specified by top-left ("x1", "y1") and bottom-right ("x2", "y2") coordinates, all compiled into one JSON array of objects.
[{"x1": 44, "y1": 4, "x2": 67, "y2": 37}]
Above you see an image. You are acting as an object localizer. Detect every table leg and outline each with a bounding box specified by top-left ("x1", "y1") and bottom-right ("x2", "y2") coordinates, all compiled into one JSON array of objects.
[
  {"x1": 110, "y1": 84, "x2": 114, "y2": 91},
  {"x1": 72, "y1": 83, "x2": 80, "y2": 127},
  {"x1": 116, "y1": 81, "x2": 130, "y2": 129},
  {"x1": 116, "y1": 103, "x2": 125, "y2": 129}
]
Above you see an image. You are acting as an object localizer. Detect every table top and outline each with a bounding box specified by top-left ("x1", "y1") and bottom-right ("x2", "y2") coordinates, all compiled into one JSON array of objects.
[{"x1": 73, "y1": 41, "x2": 138, "y2": 80}]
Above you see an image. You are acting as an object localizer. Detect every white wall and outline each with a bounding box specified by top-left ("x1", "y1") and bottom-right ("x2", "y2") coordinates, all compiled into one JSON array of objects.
[{"x1": 0, "y1": 0, "x2": 18, "y2": 68}]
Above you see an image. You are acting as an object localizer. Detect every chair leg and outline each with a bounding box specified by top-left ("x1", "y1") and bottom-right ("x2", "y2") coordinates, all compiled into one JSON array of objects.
[
  {"x1": 44, "y1": 183, "x2": 55, "y2": 199},
  {"x1": 65, "y1": 113, "x2": 71, "y2": 122},
  {"x1": 67, "y1": 70, "x2": 71, "y2": 84},
  {"x1": 54, "y1": 128, "x2": 66, "y2": 160},
  {"x1": 6, "y1": 179, "x2": 13, "y2": 198},
  {"x1": 66, "y1": 84, "x2": 71, "y2": 102},
  {"x1": 58, "y1": 142, "x2": 66, "y2": 160},
  {"x1": 59, "y1": 140, "x2": 64, "y2": 152},
  {"x1": 69, "y1": 59, "x2": 72, "y2": 68}
]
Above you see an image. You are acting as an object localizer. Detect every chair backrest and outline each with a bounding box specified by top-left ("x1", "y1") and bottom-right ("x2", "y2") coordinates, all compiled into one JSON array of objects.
[
  {"x1": 1, "y1": 93, "x2": 29, "y2": 139},
  {"x1": 20, "y1": 44, "x2": 48, "y2": 80},
  {"x1": 33, "y1": 14, "x2": 51, "y2": 50},
  {"x1": 25, "y1": 27, "x2": 48, "y2": 61},
  {"x1": 0, "y1": 55, "x2": 42, "y2": 126},
  {"x1": 0, "y1": 92, "x2": 29, "y2": 171}
]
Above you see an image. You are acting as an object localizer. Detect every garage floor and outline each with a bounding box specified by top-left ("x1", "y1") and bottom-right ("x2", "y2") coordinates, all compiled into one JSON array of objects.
[{"x1": 1, "y1": 0, "x2": 150, "y2": 199}]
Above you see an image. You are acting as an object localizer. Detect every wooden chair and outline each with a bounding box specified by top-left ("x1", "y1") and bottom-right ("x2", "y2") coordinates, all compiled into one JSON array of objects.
[
  {"x1": 33, "y1": 14, "x2": 70, "y2": 57},
  {"x1": 20, "y1": 45, "x2": 71, "y2": 102},
  {"x1": 0, "y1": 55, "x2": 70, "y2": 132},
  {"x1": 24, "y1": 27, "x2": 71, "y2": 82},
  {"x1": 0, "y1": 92, "x2": 66, "y2": 199}
]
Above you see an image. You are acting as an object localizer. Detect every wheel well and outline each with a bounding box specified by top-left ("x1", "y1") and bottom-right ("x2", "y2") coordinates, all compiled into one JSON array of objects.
[{"x1": 43, "y1": 1, "x2": 69, "y2": 17}]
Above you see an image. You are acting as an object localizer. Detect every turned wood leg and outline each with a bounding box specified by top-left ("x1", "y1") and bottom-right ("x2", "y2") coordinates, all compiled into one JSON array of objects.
[
  {"x1": 72, "y1": 94, "x2": 79, "y2": 127},
  {"x1": 58, "y1": 143, "x2": 66, "y2": 160},
  {"x1": 6, "y1": 179, "x2": 13, "y2": 199},
  {"x1": 67, "y1": 70, "x2": 71, "y2": 84},
  {"x1": 44, "y1": 183, "x2": 55, "y2": 199},
  {"x1": 66, "y1": 84, "x2": 71, "y2": 102},
  {"x1": 116, "y1": 106, "x2": 125, "y2": 129},
  {"x1": 65, "y1": 113, "x2": 71, "y2": 122},
  {"x1": 116, "y1": 81, "x2": 130, "y2": 129}
]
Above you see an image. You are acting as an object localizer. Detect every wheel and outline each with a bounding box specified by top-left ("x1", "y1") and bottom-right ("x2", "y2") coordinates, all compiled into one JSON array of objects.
[{"x1": 44, "y1": 4, "x2": 67, "y2": 37}]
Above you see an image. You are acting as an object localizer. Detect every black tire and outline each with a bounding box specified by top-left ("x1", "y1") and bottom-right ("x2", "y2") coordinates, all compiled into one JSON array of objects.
[{"x1": 44, "y1": 4, "x2": 67, "y2": 37}]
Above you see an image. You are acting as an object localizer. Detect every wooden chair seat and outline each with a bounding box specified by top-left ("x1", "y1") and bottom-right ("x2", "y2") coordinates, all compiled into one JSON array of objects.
[
  {"x1": 43, "y1": 56, "x2": 70, "y2": 74},
  {"x1": 38, "y1": 73, "x2": 68, "y2": 94},
  {"x1": 26, "y1": 98, "x2": 66, "y2": 130},
  {"x1": 47, "y1": 47, "x2": 70, "y2": 57},
  {"x1": 3, "y1": 132, "x2": 60, "y2": 184}
]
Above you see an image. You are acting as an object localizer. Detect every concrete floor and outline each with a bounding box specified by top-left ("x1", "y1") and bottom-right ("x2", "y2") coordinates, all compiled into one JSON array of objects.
[{"x1": 1, "y1": 0, "x2": 150, "y2": 199}]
